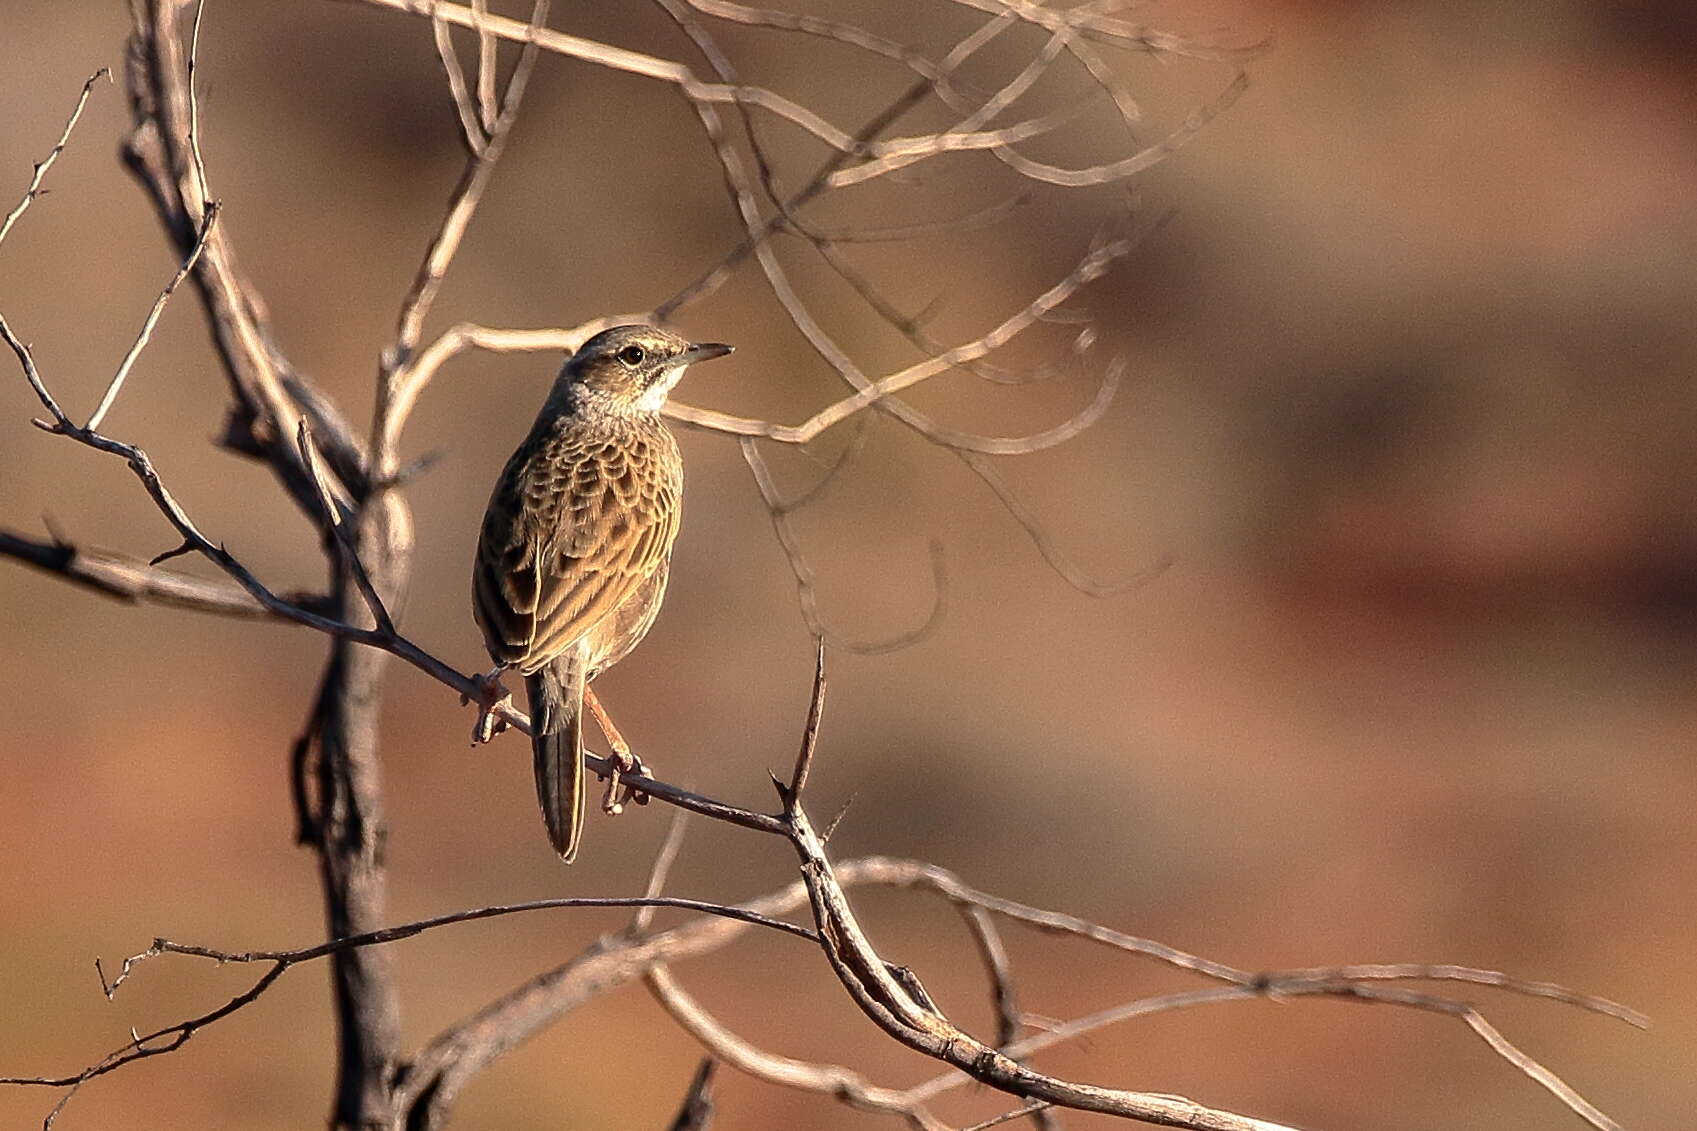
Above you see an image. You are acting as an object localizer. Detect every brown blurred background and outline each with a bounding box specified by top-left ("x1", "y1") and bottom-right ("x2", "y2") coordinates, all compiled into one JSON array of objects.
[{"x1": 3, "y1": 2, "x2": 1694, "y2": 1129}]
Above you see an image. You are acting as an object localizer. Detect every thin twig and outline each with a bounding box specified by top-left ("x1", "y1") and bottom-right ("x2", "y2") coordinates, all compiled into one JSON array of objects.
[
  {"x1": 786, "y1": 637, "x2": 827, "y2": 802},
  {"x1": 0, "y1": 529, "x2": 311, "y2": 619},
  {"x1": 186, "y1": 0, "x2": 211, "y2": 208},
  {"x1": 385, "y1": 0, "x2": 551, "y2": 379},
  {"x1": 85, "y1": 202, "x2": 221, "y2": 432},
  {"x1": 431, "y1": 3, "x2": 486, "y2": 153},
  {"x1": 297, "y1": 422, "x2": 396, "y2": 634},
  {"x1": 664, "y1": 238, "x2": 1137, "y2": 449},
  {"x1": 632, "y1": 807, "x2": 694, "y2": 934},
  {"x1": 741, "y1": 437, "x2": 947, "y2": 654},
  {"x1": 667, "y1": 1059, "x2": 719, "y2": 1131},
  {"x1": 780, "y1": 798, "x2": 1302, "y2": 1131},
  {"x1": 470, "y1": 0, "x2": 497, "y2": 132},
  {"x1": 957, "y1": 445, "x2": 1170, "y2": 599},
  {"x1": 645, "y1": 965, "x2": 950, "y2": 1131},
  {"x1": 0, "y1": 69, "x2": 110, "y2": 251},
  {"x1": 964, "y1": 1103, "x2": 1056, "y2": 1131},
  {"x1": 380, "y1": 313, "x2": 642, "y2": 463}
]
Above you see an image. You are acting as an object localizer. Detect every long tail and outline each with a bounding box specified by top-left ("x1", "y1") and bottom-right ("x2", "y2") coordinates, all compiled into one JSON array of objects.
[{"x1": 526, "y1": 657, "x2": 586, "y2": 862}]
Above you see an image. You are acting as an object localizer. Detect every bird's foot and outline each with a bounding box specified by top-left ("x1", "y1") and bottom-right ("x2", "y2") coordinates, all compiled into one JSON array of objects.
[
  {"x1": 465, "y1": 668, "x2": 512, "y2": 745},
  {"x1": 585, "y1": 686, "x2": 651, "y2": 813},
  {"x1": 600, "y1": 746, "x2": 654, "y2": 815}
]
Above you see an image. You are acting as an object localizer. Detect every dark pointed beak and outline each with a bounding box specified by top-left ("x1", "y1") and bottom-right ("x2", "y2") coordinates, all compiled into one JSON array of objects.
[{"x1": 682, "y1": 341, "x2": 733, "y2": 365}]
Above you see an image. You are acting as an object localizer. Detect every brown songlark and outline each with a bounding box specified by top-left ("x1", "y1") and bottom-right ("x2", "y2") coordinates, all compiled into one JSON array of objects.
[{"x1": 472, "y1": 325, "x2": 732, "y2": 860}]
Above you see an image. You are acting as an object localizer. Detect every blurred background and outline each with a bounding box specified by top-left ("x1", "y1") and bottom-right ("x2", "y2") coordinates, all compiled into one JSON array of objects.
[{"x1": 2, "y1": 1, "x2": 1693, "y2": 1129}]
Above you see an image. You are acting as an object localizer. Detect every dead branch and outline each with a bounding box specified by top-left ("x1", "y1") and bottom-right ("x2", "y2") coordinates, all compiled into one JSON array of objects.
[
  {"x1": 0, "y1": 529, "x2": 319, "y2": 618},
  {"x1": 0, "y1": 201, "x2": 1633, "y2": 1131},
  {"x1": 0, "y1": 5, "x2": 1641, "y2": 1131},
  {"x1": 0, "y1": 69, "x2": 110, "y2": 249},
  {"x1": 667, "y1": 1059, "x2": 719, "y2": 1131}
]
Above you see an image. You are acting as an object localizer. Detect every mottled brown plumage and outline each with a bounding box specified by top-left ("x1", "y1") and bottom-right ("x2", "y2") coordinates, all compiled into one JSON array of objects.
[{"x1": 472, "y1": 325, "x2": 731, "y2": 860}]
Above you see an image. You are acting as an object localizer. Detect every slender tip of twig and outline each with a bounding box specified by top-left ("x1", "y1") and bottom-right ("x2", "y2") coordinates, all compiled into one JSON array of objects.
[
  {"x1": 631, "y1": 808, "x2": 692, "y2": 934},
  {"x1": 30, "y1": 417, "x2": 61, "y2": 433},
  {"x1": 41, "y1": 512, "x2": 71, "y2": 548},
  {"x1": 667, "y1": 1057, "x2": 718, "y2": 1131},
  {"x1": 389, "y1": 449, "x2": 445, "y2": 487},
  {"x1": 820, "y1": 795, "x2": 855, "y2": 843},
  {"x1": 784, "y1": 639, "x2": 828, "y2": 805},
  {"x1": 149, "y1": 540, "x2": 195, "y2": 566}
]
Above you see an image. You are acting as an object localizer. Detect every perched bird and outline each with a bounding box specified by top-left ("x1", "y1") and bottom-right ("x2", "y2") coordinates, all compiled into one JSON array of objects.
[{"x1": 472, "y1": 325, "x2": 732, "y2": 860}]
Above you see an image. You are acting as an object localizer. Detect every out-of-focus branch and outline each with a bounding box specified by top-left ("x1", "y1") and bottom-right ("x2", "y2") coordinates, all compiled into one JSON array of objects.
[
  {"x1": 354, "y1": 0, "x2": 1080, "y2": 169},
  {"x1": 666, "y1": 1059, "x2": 719, "y2": 1131},
  {"x1": 646, "y1": 965, "x2": 949, "y2": 1131},
  {"x1": 740, "y1": 437, "x2": 948, "y2": 654},
  {"x1": 383, "y1": 0, "x2": 551, "y2": 386},
  {"x1": 1, "y1": 7, "x2": 1637, "y2": 1131},
  {"x1": 0, "y1": 530, "x2": 317, "y2": 619},
  {"x1": 663, "y1": 237, "x2": 1137, "y2": 448}
]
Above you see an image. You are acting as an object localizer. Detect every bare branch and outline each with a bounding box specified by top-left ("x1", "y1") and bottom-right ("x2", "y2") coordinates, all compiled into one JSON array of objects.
[
  {"x1": 666, "y1": 237, "x2": 1136, "y2": 447},
  {"x1": 977, "y1": 72, "x2": 1250, "y2": 189},
  {"x1": 781, "y1": 803, "x2": 1302, "y2": 1131},
  {"x1": 297, "y1": 423, "x2": 396, "y2": 634},
  {"x1": 654, "y1": 8, "x2": 1017, "y2": 321},
  {"x1": 667, "y1": 1059, "x2": 718, "y2": 1131},
  {"x1": 957, "y1": 447, "x2": 1170, "y2": 599},
  {"x1": 1274, "y1": 963, "x2": 1646, "y2": 1027},
  {"x1": 388, "y1": 857, "x2": 926, "y2": 1128},
  {"x1": 786, "y1": 638, "x2": 827, "y2": 801},
  {"x1": 0, "y1": 964, "x2": 289, "y2": 1130},
  {"x1": 379, "y1": 313, "x2": 643, "y2": 462},
  {"x1": 385, "y1": 0, "x2": 551, "y2": 380},
  {"x1": 470, "y1": 0, "x2": 497, "y2": 132},
  {"x1": 965, "y1": 1104, "x2": 1056, "y2": 1131},
  {"x1": 741, "y1": 437, "x2": 947, "y2": 654},
  {"x1": 431, "y1": 4, "x2": 486, "y2": 154},
  {"x1": 85, "y1": 202, "x2": 219, "y2": 432},
  {"x1": 352, "y1": 0, "x2": 875, "y2": 154},
  {"x1": 0, "y1": 68, "x2": 110, "y2": 250},
  {"x1": 632, "y1": 807, "x2": 694, "y2": 934},
  {"x1": 645, "y1": 965, "x2": 949, "y2": 1131},
  {"x1": 124, "y1": 0, "x2": 364, "y2": 507},
  {"x1": 185, "y1": 0, "x2": 210, "y2": 206},
  {"x1": 2, "y1": 892, "x2": 819, "y2": 1127},
  {"x1": 0, "y1": 529, "x2": 308, "y2": 619}
]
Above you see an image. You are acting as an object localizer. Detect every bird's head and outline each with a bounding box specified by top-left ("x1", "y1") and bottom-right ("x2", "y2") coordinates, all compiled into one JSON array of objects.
[{"x1": 564, "y1": 324, "x2": 732, "y2": 416}]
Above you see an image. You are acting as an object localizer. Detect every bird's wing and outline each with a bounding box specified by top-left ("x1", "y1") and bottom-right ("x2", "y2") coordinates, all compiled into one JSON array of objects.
[{"x1": 474, "y1": 424, "x2": 680, "y2": 673}]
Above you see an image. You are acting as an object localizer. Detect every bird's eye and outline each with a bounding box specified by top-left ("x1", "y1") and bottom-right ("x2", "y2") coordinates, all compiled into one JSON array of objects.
[{"x1": 617, "y1": 344, "x2": 646, "y2": 367}]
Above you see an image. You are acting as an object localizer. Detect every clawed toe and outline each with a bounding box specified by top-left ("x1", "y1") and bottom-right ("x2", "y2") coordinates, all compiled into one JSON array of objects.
[
  {"x1": 467, "y1": 668, "x2": 512, "y2": 746},
  {"x1": 600, "y1": 750, "x2": 654, "y2": 815}
]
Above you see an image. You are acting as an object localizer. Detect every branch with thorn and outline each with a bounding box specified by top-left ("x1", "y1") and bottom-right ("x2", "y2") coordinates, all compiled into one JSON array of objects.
[{"x1": 0, "y1": 7, "x2": 1643, "y2": 1131}]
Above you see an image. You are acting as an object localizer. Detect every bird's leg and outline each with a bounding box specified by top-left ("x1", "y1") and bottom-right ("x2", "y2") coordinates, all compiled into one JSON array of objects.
[
  {"x1": 465, "y1": 666, "x2": 513, "y2": 745},
  {"x1": 585, "y1": 686, "x2": 653, "y2": 814}
]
